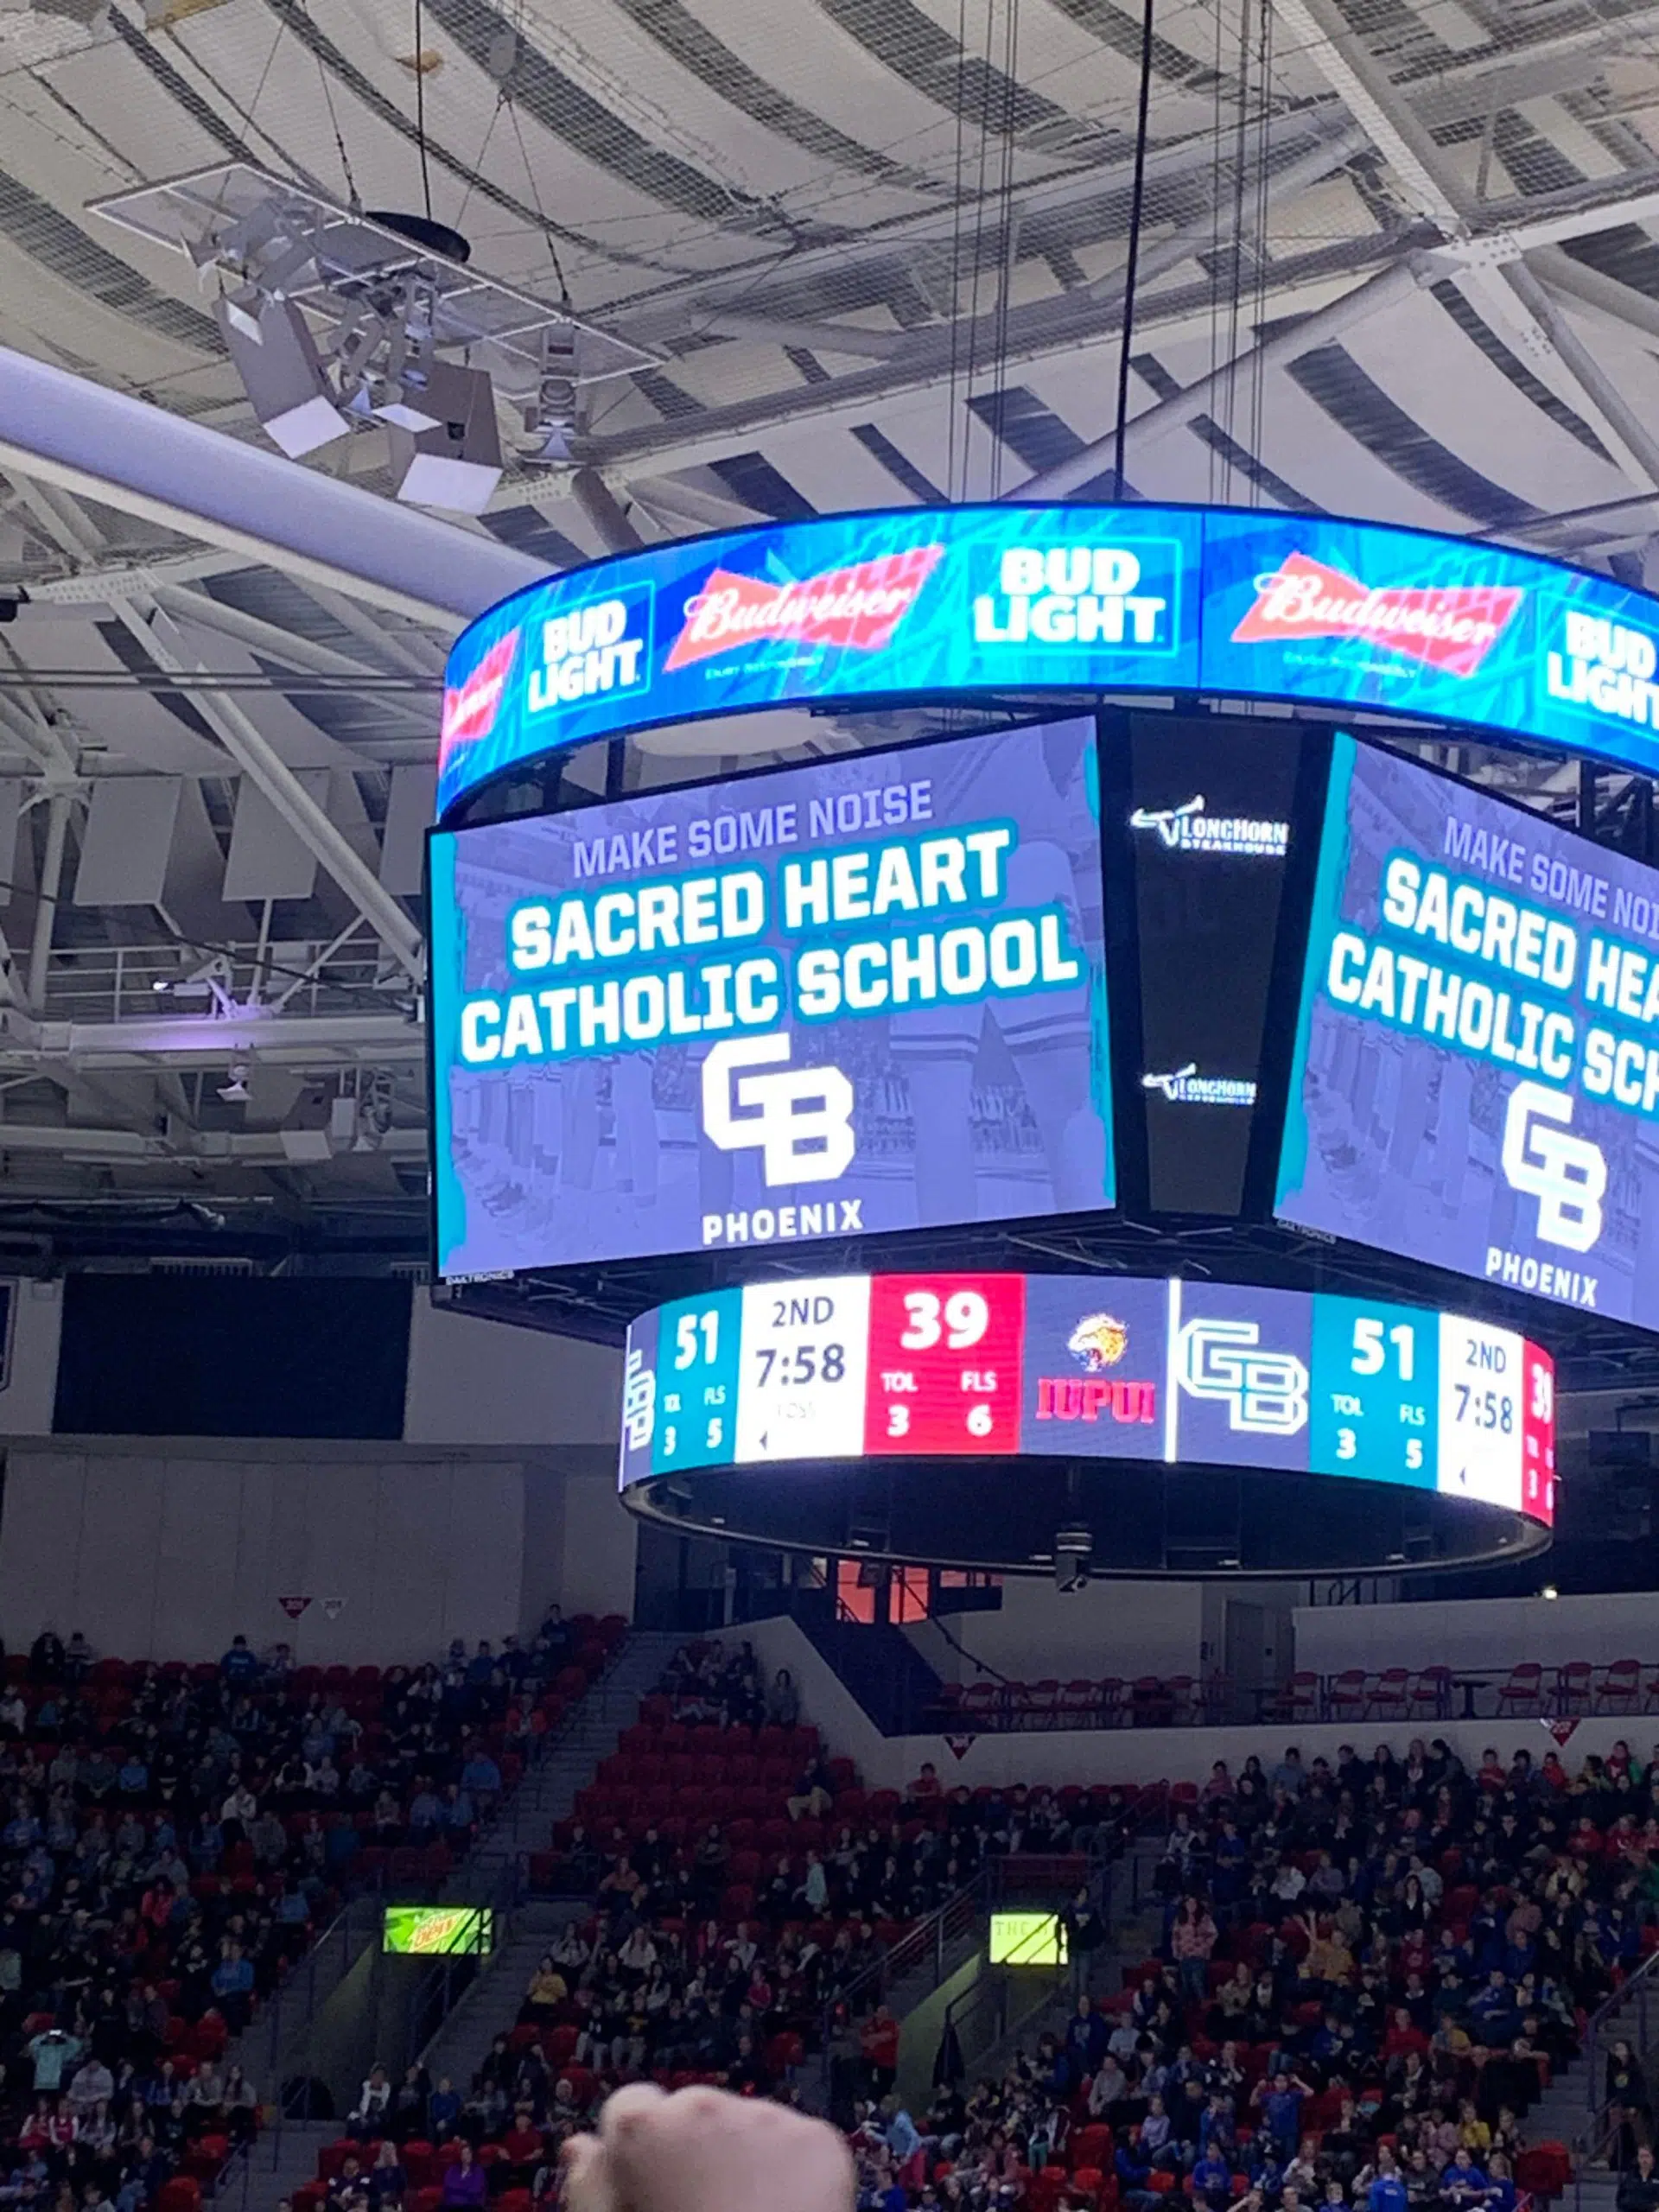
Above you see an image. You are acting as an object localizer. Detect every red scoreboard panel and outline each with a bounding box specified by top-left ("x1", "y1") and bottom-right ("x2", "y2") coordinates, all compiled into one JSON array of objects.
[{"x1": 865, "y1": 1274, "x2": 1027, "y2": 1455}]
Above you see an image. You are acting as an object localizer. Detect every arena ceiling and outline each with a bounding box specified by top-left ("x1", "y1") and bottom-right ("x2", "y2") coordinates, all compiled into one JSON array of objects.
[{"x1": 4, "y1": 0, "x2": 1659, "y2": 1258}]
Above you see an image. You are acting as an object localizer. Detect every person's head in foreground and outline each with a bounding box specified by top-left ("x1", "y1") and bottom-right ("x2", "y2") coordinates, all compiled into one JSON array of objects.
[{"x1": 562, "y1": 2082, "x2": 853, "y2": 2212}]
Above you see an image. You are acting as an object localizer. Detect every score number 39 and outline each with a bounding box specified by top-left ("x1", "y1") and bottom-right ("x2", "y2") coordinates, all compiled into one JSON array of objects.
[{"x1": 889, "y1": 1288, "x2": 995, "y2": 1439}]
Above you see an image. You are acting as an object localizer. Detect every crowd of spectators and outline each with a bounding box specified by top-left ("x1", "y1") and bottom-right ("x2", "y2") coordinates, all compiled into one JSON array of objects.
[
  {"x1": 276, "y1": 1664, "x2": 1659, "y2": 2212},
  {"x1": 0, "y1": 1610, "x2": 616, "y2": 2212},
  {"x1": 847, "y1": 1734, "x2": 1632, "y2": 2212}
]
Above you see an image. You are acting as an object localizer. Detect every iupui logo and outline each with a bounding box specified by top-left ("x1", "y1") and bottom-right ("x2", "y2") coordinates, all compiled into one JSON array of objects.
[
  {"x1": 1230, "y1": 550, "x2": 1523, "y2": 677},
  {"x1": 440, "y1": 630, "x2": 518, "y2": 760},
  {"x1": 1069, "y1": 1313, "x2": 1128, "y2": 1370},
  {"x1": 664, "y1": 543, "x2": 944, "y2": 671},
  {"x1": 1033, "y1": 1313, "x2": 1158, "y2": 1427}
]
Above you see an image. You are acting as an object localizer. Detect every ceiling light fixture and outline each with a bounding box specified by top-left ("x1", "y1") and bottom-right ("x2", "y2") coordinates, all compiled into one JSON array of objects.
[{"x1": 88, "y1": 162, "x2": 658, "y2": 513}]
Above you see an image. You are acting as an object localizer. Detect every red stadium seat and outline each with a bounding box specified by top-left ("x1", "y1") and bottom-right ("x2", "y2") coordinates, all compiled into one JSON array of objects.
[
  {"x1": 1558, "y1": 1660, "x2": 1593, "y2": 1712},
  {"x1": 1368, "y1": 1667, "x2": 1411, "y2": 1719},
  {"x1": 1497, "y1": 1663, "x2": 1544, "y2": 1716},
  {"x1": 1598, "y1": 1658, "x2": 1641, "y2": 1713}
]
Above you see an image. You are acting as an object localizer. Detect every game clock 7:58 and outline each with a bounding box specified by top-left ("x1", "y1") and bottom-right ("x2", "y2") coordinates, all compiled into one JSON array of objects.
[
  {"x1": 1436, "y1": 1314, "x2": 1527, "y2": 1510},
  {"x1": 733, "y1": 1278, "x2": 872, "y2": 1464}
]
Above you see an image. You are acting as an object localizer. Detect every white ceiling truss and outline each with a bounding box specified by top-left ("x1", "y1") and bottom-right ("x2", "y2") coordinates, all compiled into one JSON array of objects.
[{"x1": 6, "y1": 0, "x2": 1659, "y2": 1250}]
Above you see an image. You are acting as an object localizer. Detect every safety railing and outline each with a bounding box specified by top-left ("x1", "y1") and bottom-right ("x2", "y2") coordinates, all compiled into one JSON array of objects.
[{"x1": 40, "y1": 933, "x2": 393, "y2": 1024}]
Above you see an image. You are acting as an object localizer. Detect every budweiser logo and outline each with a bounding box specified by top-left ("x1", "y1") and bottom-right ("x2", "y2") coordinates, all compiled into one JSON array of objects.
[
  {"x1": 441, "y1": 630, "x2": 518, "y2": 759},
  {"x1": 1230, "y1": 550, "x2": 1523, "y2": 677},
  {"x1": 665, "y1": 544, "x2": 944, "y2": 671}
]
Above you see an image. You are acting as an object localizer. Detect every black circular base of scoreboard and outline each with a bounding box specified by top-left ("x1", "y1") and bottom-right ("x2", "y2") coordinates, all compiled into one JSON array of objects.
[{"x1": 622, "y1": 1455, "x2": 1548, "y2": 1578}]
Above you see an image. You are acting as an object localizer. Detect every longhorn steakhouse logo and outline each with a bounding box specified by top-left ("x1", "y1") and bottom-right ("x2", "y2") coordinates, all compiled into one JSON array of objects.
[
  {"x1": 665, "y1": 543, "x2": 945, "y2": 671},
  {"x1": 1230, "y1": 550, "x2": 1524, "y2": 678},
  {"x1": 440, "y1": 630, "x2": 519, "y2": 762}
]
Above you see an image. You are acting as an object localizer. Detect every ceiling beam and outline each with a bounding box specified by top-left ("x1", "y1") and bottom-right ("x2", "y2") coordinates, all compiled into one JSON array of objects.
[
  {"x1": 590, "y1": 104, "x2": 1357, "y2": 327},
  {"x1": 579, "y1": 231, "x2": 1418, "y2": 481},
  {"x1": 1528, "y1": 244, "x2": 1659, "y2": 346},
  {"x1": 1010, "y1": 256, "x2": 1427, "y2": 498},
  {"x1": 1272, "y1": 0, "x2": 1659, "y2": 494}
]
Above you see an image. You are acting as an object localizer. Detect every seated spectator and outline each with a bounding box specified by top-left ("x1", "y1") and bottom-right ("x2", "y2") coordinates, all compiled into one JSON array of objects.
[
  {"x1": 521, "y1": 1955, "x2": 568, "y2": 2020},
  {"x1": 438, "y1": 2144, "x2": 486, "y2": 2210},
  {"x1": 787, "y1": 1758, "x2": 834, "y2": 1823},
  {"x1": 766, "y1": 1670, "x2": 801, "y2": 1729},
  {"x1": 348, "y1": 2066, "x2": 393, "y2": 2143}
]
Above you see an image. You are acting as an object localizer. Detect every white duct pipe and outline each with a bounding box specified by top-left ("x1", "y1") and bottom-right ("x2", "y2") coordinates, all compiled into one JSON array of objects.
[{"x1": 0, "y1": 347, "x2": 547, "y2": 631}]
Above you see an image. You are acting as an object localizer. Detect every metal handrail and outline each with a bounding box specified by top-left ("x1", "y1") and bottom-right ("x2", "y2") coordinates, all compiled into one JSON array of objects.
[
  {"x1": 1584, "y1": 1944, "x2": 1659, "y2": 2141},
  {"x1": 907, "y1": 1664, "x2": 1659, "y2": 1732}
]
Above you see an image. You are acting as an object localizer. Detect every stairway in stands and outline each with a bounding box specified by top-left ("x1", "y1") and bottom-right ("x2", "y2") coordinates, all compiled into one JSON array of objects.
[
  {"x1": 238, "y1": 1632, "x2": 681, "y2": 2212},
  {"x1": 950, "y1": 1835, "x2": 1167, "y2": 2089},
  {"x1": 791, "y1": 1605, "x2": 944, "y2": 1735},
  {"x1": 415, "y1": 1631, "x2": 682, "y2": 2090}
]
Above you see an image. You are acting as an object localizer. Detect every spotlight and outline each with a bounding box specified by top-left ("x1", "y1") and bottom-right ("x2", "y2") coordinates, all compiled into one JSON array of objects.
[
  {"x1": 1541, "y1": 1585, "x2": 1560, "y2": 1600},
  {"x1": 387, "y1": 362, "x2": 503, "y2": 514},
  {"x1": 1055, "y1": 1522, "x2": 1092, "y2": 1593},
  {"x1": 213, "y1": 296, "x2": 348, "y2": 460},
  {"x1": 217, "y1": 1065, "x2": 251, "y2": 1104}
]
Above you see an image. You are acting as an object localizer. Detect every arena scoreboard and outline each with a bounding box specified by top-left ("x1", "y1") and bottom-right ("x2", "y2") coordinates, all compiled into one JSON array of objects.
[
  {"x1": 430, "y1": 494, "x2": 1659, "y2": 1563},
  {"x1": 619, "y1": 1270, "x2": 1555, "y2": 1529}
]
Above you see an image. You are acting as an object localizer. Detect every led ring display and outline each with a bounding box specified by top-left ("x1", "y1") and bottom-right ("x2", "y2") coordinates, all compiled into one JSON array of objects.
[
  {"x1": 438, "y1": 501, "x2": 1659, "y2": 822},
  {"x1": 615, "y1": 1270, "x2": 1554, "y2": 1574}
]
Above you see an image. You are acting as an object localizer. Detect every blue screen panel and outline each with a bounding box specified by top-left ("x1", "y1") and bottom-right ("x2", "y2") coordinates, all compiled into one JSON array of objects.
[
  {"x1": 1276, "y1": 732, "x2": 1659, "y2": 1331},
  {"x1": 431, "y1": 718, "x2": 1113, "y2": 1278},
  {"x1": 439, "y1": 505, "x2": 1659, "y2": 822},
  {"x1": 1198, "y1": 510, "x2": 1659, "y2": 771}
]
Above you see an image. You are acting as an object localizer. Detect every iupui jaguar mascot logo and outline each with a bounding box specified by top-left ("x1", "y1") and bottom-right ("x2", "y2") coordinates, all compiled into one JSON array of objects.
[
  {"x1": 440, "y1": 630, "x2": 519, "y2": 763},
  {"x1": 1069, "y1": 1313, "x2": 1129, "y2": 1370},
  {"x1": 1231, "y1": 550, "x2": 1523, "y2": 677},
  {"x1": 665, "y1": 543, "x2": 944, "y2": 670}
]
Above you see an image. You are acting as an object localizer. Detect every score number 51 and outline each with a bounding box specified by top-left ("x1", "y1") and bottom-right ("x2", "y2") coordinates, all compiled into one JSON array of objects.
[{"x1": 1334, "y1": 1315, "x2": 1426, "y2": 1471}]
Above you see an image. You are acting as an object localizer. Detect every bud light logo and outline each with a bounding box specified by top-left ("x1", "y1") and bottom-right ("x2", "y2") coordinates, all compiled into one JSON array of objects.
[
  {"x1": 528, "y1": 585, "x2": 652, "y2": 714},
  {"x1": 973, "y1": 542, "x2": 1178, "y2": 652}
]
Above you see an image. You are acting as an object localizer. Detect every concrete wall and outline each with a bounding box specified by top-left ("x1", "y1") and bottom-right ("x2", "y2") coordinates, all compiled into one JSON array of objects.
[
  {"x1": 746, "y1": 1616, "x2": 1646, "y2": 1792},
  {"x1": 1292, "y1": 1592, "x2": 1659, "y2": 1679},
  {"x1": 909, "y1": 1580, "x2": 1207, "y2": 1686},
  {"x1": 0, "y1": 1443, "x2": 537, "y2": 1664},
  {"x1": 404, "y1": 1300, "x2": 620, "y2": 1458},
  {"x1": 0, "y1": 1290, "x2": 639, "y2": 1662}
]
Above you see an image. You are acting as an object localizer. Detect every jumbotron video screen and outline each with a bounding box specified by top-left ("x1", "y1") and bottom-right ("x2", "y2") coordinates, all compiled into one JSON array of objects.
[
  {"x1": 1278, "y1": 733, "x2": 1659, "y2": 1330},
  {"x1": 429, "y1": 717, "x2": 1111, "y2": 1279}
]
